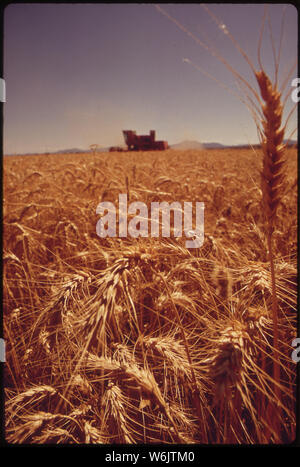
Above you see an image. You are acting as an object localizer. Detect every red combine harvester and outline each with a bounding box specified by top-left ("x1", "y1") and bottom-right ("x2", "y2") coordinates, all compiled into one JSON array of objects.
[
  {"x1": 109, "y1": 130, "x2": 168, "y2": 152},
  {"x1": 123, "y1": 130, "x2": 168, "y2": 151}
]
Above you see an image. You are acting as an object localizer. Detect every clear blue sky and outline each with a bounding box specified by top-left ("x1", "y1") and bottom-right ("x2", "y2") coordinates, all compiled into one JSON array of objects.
[{"x1": 4, "y1": 3, "x2": 298, "y2": 154}]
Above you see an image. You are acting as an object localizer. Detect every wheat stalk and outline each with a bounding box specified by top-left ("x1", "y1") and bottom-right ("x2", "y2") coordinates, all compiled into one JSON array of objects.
[
  {"x1": 101, "y1": 383, "x2": 135, "y2": 443},
  {"x1": 253, "y1": 58, "x2": 288, "y2": 429},
  {"x1": 6, "y1": 385, "x2": 57, "y2": 413}
]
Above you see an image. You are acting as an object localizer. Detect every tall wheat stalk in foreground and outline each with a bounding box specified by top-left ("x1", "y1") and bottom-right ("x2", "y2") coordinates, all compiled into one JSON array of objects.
[
  {"x1": 155, "y1": 3, "x2": 296, "y2": 434},
  {"x1": 255, "y1": 69, "x2": 286, "y2": 412}
]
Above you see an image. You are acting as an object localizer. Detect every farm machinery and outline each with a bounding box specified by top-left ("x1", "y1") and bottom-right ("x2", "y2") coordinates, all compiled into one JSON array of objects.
[{"x1": 109, "y1": 130, "x2": 169, "y2": 152}]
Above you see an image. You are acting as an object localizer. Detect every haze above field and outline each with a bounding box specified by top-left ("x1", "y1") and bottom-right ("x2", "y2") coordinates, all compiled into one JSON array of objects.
[{"x1": 4, "y1": 3, "x2": 297, "y2": 155}]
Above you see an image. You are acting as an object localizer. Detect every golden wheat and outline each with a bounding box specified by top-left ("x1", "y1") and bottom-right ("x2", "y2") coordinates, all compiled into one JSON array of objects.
[{"x1": 3, "y1": 5, "x2": 297, "y2": 443}]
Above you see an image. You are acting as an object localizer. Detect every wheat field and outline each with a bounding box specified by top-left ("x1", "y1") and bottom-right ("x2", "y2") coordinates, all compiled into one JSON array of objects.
[{"x1": 3, "y1": 146, "x2": 297, "y2": 444}]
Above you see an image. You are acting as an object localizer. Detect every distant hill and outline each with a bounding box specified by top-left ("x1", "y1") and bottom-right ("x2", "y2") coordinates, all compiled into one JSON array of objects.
[
  {"x1": 171, "y1": 140, "x2": 204, "y2": 150},
  {"x1": 171, "y1": 140, "x2": 227, "y2": 149},
  {"x1": 202, "y1": 142, "x2": 226, "y2": 149},
  {"x1": 170, "y1": 139, "x2": 297, "y2": 150}
]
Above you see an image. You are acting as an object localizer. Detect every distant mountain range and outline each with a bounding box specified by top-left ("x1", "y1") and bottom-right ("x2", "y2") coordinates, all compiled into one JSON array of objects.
[
  {"x1": 170, "y1": 139, "x2": 297, "y2": 150},
  {"x1": 54, "y1": 147, "x2": 86, "y2": 154},
  {"x1": 6, "y1": 139, "x2": 297, "y2": 156},
  {"x1": 170, "y1": 140, "x2": 225, "y2": 150},
  {"x1": 67, "y1": 139, "x2": 297, "y2": 152}
]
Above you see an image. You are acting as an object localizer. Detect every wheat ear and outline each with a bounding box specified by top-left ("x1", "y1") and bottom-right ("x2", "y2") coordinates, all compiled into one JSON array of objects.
[{"x1": 255, "y1": 70, "x2": 286, "y2": 232}]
